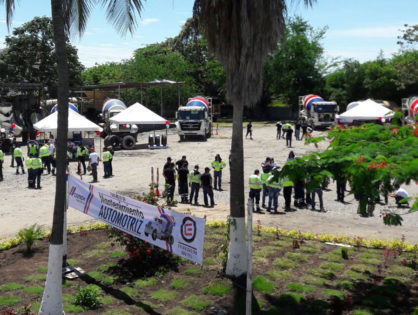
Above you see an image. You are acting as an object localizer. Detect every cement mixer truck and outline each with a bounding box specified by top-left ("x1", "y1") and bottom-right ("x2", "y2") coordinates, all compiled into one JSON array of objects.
[
  {"x1": 401, "y1": 97, "x2": 418, "y2": 124},
  {"x1": 175, "y1": 96, "x2": 213, "y2": 141},
  {"x1": 101, "y1": 99, "x2": 138, "y2": 150},
  {"x1": 298, "y1": 95, "x2": 339, "y2": 129}
]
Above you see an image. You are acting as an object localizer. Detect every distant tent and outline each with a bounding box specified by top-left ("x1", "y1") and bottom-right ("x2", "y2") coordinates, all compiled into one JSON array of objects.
[
  {"x1": 336, "y1": 99, "x2": 394, "y2": 124},
  {"x1": 51, "y1": 103, "x2": 78, "y2": 114},
  {"x1": 110, "y1": 102, "x2": 167, "y2": 125}
]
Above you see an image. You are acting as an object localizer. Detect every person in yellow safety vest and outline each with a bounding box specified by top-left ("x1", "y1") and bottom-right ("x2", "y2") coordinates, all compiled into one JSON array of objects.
[
  {"x1": 249, "y1": 169, "x2": 263, "y2": 212},
  {"x1": 26, "y1": 155, "x2": 34, "y2": 188},
  {"x1": 28, "y1": 142, "x2": 38, "y2": 156},
  {"x1": 13, "y1": 145, "x2": 25, "y2": 175},
  {"x1": 31, "y1": 155, "x2": 42, "y2": 189},
  {"x1": 211, "y1": 154, "x2": 226, "y2": 190},
  {"x1": 0, "y1": 148, "x2": 4, "y2": 181},
  {"x1": 282, "y1": 176, "x2": 294, "y2": 211},
  {"x1": 39, "y1": 143, "x2": 51, "y2": 174},
  {"x1": 76, "y1": 145, "x2": 89, "y2": 175},
  {"x1": 188, "y1": 165, "x2": 201, "y2": 205},
  {"x1": 261, "y1": 166, "x2": 272, "y2": 208},
  {"x1": 267, "y1": 174, "x2": 283, "y2": 213},
  {"x1": 102, "y1": 147, "x2": 112, "y2": 178}
]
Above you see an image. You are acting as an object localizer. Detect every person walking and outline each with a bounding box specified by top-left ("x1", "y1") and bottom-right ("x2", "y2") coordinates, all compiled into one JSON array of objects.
[
  {"x1": 249, "y1": 169, "x2": 262, "y2": 212},
  {"x1": 31, "y1": 154, "x2": 42, "y2": 189},
  {"x1": 26, "y1": 155, "x2": 34, "y2": 188},
  {"x1": 200, "y1": 167, "x2": 215, "y2": 207},
  {"x1": 0, "y1": 148, "x2": 4, "y2": 181},
  {"x1": 276, "y1": 121, "x2": 282, "y2": 139},
  {"x1": 178, "y1": 164, "x2": 189, "y2": 203},
  {"x1": 285, "y1": 126, "x2": 293, "y2": 148},
  {"x1": 13, "y1": 145, "x2": 25, "y2": 174},
  {"x1": 246, "y1": 121, "x2": 253, "y2": 139},
  {"x1": 102, "y1": 147, "x2": 112, "y2": 178},
  {"x1": 282, "y1": 122, "x2": 291, "y2": 138},
  {"x1": 301, "y1": 122, "x2": 308, "y2": 140},
  {"x1": 189, "y1": 165, "x2": 201, "y2": 205},
  {"x1": 76, "y1": 144, "x2": 88, "y2": 175},
  {"x1": 335, "y1": 175, "x2": 346, "y2": 203},
  {"x1": 261, "y1": 166, "x2": 272, "y2": 208},
  {"x1": 211, "y1": 154, "x2": 226, "y2": 190},
  {"x1": 295, "y1": 120, "x2": 301, "y2": 141},
  {"x1": 88, "y1": 148, "x2": 99, "y2": 183},
  {"x1": 282, "y1": 176, "x2": 294, "y2": 211},
  {"x1": 163, "y1": 163, "x2": 176, "y2": 203},
  {"x1": 39, "y1": 143, "x2": 51, "y2": 174},
  {"x1": 266, "y1": 174, "x2": 282, "y2": 213},
  {"x1": 311, "y1": 182, "x2": 325, "y2": 212}
]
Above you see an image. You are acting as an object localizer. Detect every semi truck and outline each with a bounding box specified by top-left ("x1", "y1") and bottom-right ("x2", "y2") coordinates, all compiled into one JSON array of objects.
[
  {"x1": 298, "y1": 95, "x2": 339, "y2": 129},
  {"x1": 101, "y1": 99, "x2": 139, "y2": 150},
  {"x1": 401, "y1": 97, "x2": 418, "y2": 124},
  {"x1": 175, "y1": 96, "x2": 213, "y2": 141}
]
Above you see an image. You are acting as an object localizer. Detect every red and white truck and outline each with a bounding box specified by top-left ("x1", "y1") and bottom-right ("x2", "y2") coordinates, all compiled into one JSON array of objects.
[
  {"x1": 401, "y1": 97, "x2": 418, "y2": 124},
  {"x1": 298, "y1": 94, "x2": 339, "y2": 129}
]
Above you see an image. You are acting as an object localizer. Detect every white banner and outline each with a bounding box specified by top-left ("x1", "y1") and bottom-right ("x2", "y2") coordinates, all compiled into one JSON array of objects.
[{"x1": 68, "y1": 175, "x2": 205, "y2": 264}]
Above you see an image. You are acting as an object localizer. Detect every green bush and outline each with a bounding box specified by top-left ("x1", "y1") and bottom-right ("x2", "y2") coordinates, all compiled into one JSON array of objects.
[
  {"x1": 253, "y1": 276, "x2": 275, "y2": 294},
  {"x1": 286, "y1": 282, "x2": 314, "y2": 293},
  {"x1": 203, "y1": 279, "x2": 231, "y2": 296},
  {"x1": 18, "y1": 224, "x2": 44, "y2": 253},
  {"x1": 180, "y1": 295, "x2": 211, "y2": 311},
  {"x1": 323, "y1": 289, "x2": 345, "y2": 300},
  {"x1": 284, "y1": 252, "x2": 308, "y2": 262},
  {"x1": 0, "y1": 282, "x2": 24, "y2": 291},
  {"x1": 74, "y1": 285, "x2": 103, "y2": 310}
]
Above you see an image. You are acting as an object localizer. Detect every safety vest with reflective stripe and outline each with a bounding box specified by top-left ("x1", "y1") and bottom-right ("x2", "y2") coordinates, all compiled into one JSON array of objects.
[
  {"x1": 31, "y1": 157, "x2": 42, "y2": 169},
  {"x1": 260, "y1": 172, "x2": 271, "y2": 184},
  {"x1": 211, "y1": 160, "x2": 226, "y2": 171},
  {"x1": 39, "y1": 145, "x2": 49, "y2": 157},
  {"x1": 188, "y1": 172, "x2": 201, "y2": 184},
  {"x1": 283, "y1": 176, "x2": 294, "y2": 187},
  {"x1": 26, "y1": 158, "x2": 32, "y2": 169},
  {"x1": 102, "y1": 151, "x2": 112, "y2": 162},
  {"x1": 76, "y1": 147, "x2": 89, "y2": 157},
  {"x1": 267, "y1": 175, "x2": 282, "y2": 189},
  {"x1": 14, "y1": 148, "x2": 23, "y2": 158},
  {"x1": 29, "y1": 144, "x2": 37, "y2": 155},
  {"x1": 249, "y1": 174, "x2": 262, "y2": 189},
  {"x1": 0, "y1": 150, "x2": 4, "y2": 161}
]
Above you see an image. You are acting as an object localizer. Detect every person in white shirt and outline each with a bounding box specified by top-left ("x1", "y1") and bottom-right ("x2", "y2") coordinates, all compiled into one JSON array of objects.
[
  {"x1": 88, "y1": 148, "x2": 100, "y2": 183},
  {"x1": 390, "y1": 187, "x2": 409, "y2": 207}
]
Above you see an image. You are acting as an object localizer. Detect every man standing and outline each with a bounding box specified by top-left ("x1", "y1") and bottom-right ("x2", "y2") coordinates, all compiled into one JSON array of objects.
[
  {"x1": 276, "y1": 121, "x2": 282, "y2": 139},
  {"x1": 163, "y1": 163, "x2": 176, "y2": 203},
  {"x1": 102, "y1": 147, "x2": 112, "y2": 178},
  {"x1": 13, "y1": 145, "x2": 25, "y2": 174},
  {"x1": 0, "y1": 148, "x2": 4, "y2": 181},
  {"x1": 282, "y1": 176, "x2": 294, "y2": 211},
  {"x1": 178, "y1": 164, "x2": 189, "y2": 203},
  {"x1": 48, "y1": 140, "x2": 55, "y2": 174},
  {"x1": 164, "y1": 157, "x2": 175, "y2": 171},
  {"x1": 88, "y1": 148, "x2": 99, "y2": 183},
  {"x1": 260, "y1": 166, "x2": 272, "y2": 208},
  {"x1": 189, "y1": 165, "x2": 201, "y2": 205},
  {"x1": 249, "y1": 169, "x2": 262, "y2": 212},
  {"x1": 285, "y1": 126, "x2": 293, "y2": 148},
  {"x1": 246, "y1": 122, "x2": 253, "y2": 139},
  {"x1": 311, "y1": 183, "x2": 325, "y2": 212},
  {"x1": 176, "y1": 155, "x2": 188, "y2": 170},
  {"x1": 301, "y1": 122, "x2": 308, "y2": 140},
  {"x1": 26, "y1": 154, "x2": 34, "y2": 188},
  {"x1": 211, "y1": 154, "x2": 226, "y2": 190},
  {"x1": 28, "y1": 141, "x2": 38, "y2": 156},
  {"x1": 31, "y1": 154, "x2": 42, "y2": 189},
  {"x1": 76, "y1": 144, "x2": 88, "y2": 175},
  {"x1": 200, "y1": 167, "x2": 214, "y2": 207},
  {"x1": 295, "y1": 120, "x2": 301, "y2": 141},
  {"x1": 267, "y1": 174, "x2": 282, "y2": 213},
  {"x1": 39, "y1": 143, "x2": 51, "y2": 174}
]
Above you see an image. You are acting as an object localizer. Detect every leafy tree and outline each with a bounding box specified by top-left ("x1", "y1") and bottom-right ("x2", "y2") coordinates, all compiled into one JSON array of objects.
[
  {"x1": 0, "y1": 16, "x2": 84, "y2": 98},
  {"x1": 82, "y1": 61, "x2": 128, "y2": 85}
]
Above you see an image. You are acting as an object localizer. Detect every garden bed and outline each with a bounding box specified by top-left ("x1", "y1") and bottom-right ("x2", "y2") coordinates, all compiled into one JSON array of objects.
[{"x1": 0, "y1": 224, "x2": 417, "y2": 314}]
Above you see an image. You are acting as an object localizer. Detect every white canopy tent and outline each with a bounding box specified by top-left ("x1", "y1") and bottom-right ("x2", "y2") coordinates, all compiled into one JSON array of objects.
[
  {"x1": 109, "y1": 102, "x2": 167, "y2": 125},
  {"x1": 337, "y1": 99, "x2": 394, "y2": 124},
  {"x1": 33, "y1": 109, "x2": 102, "y2": 137}
]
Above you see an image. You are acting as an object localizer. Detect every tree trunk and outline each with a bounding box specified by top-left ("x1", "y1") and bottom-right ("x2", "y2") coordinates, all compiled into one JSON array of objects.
[
  {"x1": 39, "y1": 1, "x2": 69, "y2": 313},
  {"x1": 225, "y1": 100, "x2": 247, "y2": 277}
]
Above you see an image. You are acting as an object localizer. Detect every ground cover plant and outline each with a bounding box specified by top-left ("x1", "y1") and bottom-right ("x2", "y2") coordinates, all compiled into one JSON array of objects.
[{"x1": 0, "y1": 223, "x2": 416, "y2": 314}]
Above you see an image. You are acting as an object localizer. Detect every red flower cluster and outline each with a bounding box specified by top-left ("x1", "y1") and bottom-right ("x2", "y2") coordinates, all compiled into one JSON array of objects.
[
  {"x1": 368, "y1": 163, "x2": 377, "y2": 170},
  {"x1": 378, "y1": 161, "x2": 390, "y2": 169},
  {"x1": 357, "y1": 156, "x2": 365, "y2": 163},
  {"x1": 401, "y1": 258, "x2": 407, "y2": 266},
  {"x1": 392, "y1": 127, "x2": 397, "y2": 135},
  {"x1": 413, "y1": 128, "x2": 418, "y2": 137}
]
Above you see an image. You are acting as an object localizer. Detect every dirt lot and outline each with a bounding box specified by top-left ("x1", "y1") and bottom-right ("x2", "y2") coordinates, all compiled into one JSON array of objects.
[{"x1": 0, "y1": 124, "x2": 417, "y2": 243}]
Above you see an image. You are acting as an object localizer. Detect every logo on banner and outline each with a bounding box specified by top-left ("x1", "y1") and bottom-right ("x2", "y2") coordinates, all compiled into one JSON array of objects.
[
  {"x1": 181, "y1": 217, "x2": 196, "y2": 243},
  {"x1": 69, "y1": 185, "x2": 86, "y2": 204}
]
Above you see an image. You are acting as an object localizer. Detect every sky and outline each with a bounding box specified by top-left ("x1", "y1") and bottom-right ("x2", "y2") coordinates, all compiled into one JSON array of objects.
[{"x1": 0, "y1": 0, "x2": 416, "y2": 68}]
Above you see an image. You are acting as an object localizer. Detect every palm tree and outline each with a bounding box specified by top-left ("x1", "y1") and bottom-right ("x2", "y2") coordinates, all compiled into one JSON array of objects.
[
  {"x1": 0, "y1": 1, "x2": 143, "y2": 313},
  {"x1": 194, "y1": 0, "x2": 314, "y2": 279}
]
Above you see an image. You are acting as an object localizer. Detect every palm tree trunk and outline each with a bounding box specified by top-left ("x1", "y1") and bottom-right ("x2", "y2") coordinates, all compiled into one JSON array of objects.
[
  {"x1": 225, "y1": 100, "x2": 247, "y2": 277},
  {"x1": 39, "y1": 0, "x2": 69, "y2": 313}
]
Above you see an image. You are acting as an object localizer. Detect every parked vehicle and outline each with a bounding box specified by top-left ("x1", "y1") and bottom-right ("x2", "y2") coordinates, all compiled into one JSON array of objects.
[
  {"x1": 298, "y1": 95, "x2": 339, "y2": 129},
  {"x1": 401, "y1": 96, "x2": 418, "y2": 124},
  {"x1": 144, "y1": 214, "x2": 175, "y2": 245},
  {"x1": 175, "y1": 96, "x2": 213, "y2": 141}
]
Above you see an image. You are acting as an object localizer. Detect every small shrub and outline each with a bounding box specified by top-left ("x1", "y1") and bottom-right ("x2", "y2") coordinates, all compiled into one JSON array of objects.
[
  {"x1": 18, "y1": 224, "x2": 43, "y2": 253},
  {"x1": 389, "y1": 265, "x2": 414, "y2": 277},
  {"x1": 360, "y1": 257, "x2": 381, "y2": 265},
  {"x1": 343, "y1": 270, "x2": 368, "y2": 281},
  {"x1": 63, "y1": 304, "x2": 84, "y2": 313},
  {"x1": 341, "y1": 248, "x2": 349, "y2": 260},
  {"x1": 180, "y1": 295, "x2": 211, "y2": 311},
  {"x1": 0, "y1": 294, "x2": 21, "y2": 306},
  {"x1": 300, "y1": 276, "x2": 325, "y2": 286},
  {"x1": 266, "y1": 269, "x2": 291, "y2": 280},
  {"x1": 336, "y1": 280, "x2": 354, "y2": 290},
  {"x1": 273, "y1": 258, "x2": 296, "y2": 269},
  {"x1": 66, "y1": 258, "x2": 79, "y2": 265},
  {"x1": 97, "y1": 262, "x2": 117, "y2": 272},
  {"x1": 308, "y1": 268, "x2": 336, "y2": 280},
  {"x1": 108, "y1": 250, "x2": 126, "y2": 258},
  {"x1": 120, "y1": 286, "x2": 137, "y2": 297},
  {"x1": 284, "y1": 252, "x2": 308, "y2": 262},
  {"x1": 320, "y1": 262, "x2": 345, "y2": 271},
  {"x1": 100, "y1": 296, "x2": 115, "y2": 305},
  {"x1": 203, "y1": 279, "x2": 231, "y2": 296},
  {"x1": 0, "y1": 282, "x2": 23, "y2": 291},
  {"x1": 323, "y1": 289, "x2": 345, "y2": 300},
  {"x1": 37, "y1": 265, "x2": 48, "y2": 273},
  {"x1": 299, "y1": 247, "x2": 318, "y2": 253},
  {"x1": 253, "y1": 276, "x2": 275, "y2": 294},
  {"x1": 134, "y1": 277, "x2": 157, "y2": 289},
  {"x1": 278, "y1": 292, "x2": 305, "y2": 304},
  {"x1": 185, "y1": 266, "x2": 202, "y2": 275},
  {"x1": 254, "y1": 246, "x2": 277, "y2": 258},
  {"x1": 150, "y1": 289, "x2": 178, "y2": 302},
  {"x1": 24, "y1": 273, "x2": 46, "y2": 282},
  {"x1": 351, "y1": 264, "x2": 375, "y2": 273},
  {"x1": 354, "y1": 310, "x2": 373, "y2": 315},
  {"x1": 23, "y1": 285, "x2": 44, "y2": 295},
  {"x1": 203, "y1": 258, "x2": 217, "y2": 265},
  {"x1": 74, "y1": 285, "x2": 103, "y2": 310},
  {"x1": 170, "y1": 279, "x2": 188, "y2": 289},
  {"x1": 83, "y1": 249, "x2": 106, "y2": 258},
  {"x1": 286, "y1": 282, "x2": 314, "y2": 293}
]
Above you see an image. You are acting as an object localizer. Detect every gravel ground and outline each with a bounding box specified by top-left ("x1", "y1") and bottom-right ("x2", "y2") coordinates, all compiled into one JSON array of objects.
[{"x1": 0, "y1": 124, "x2": 417, "y2": 243}]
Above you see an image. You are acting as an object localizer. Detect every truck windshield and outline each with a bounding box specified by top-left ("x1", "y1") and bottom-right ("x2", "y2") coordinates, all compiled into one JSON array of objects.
[
  {"x1": 314, "y1": 105, "x2": 336, "y2": 113},
  {"x1": 178, "y1": 110, "x2": 204, "y2": 120}
]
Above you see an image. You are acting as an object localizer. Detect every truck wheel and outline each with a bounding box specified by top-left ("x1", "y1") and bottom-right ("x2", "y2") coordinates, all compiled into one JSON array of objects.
[
  {"x1": 154, "y1": 134, "x2": 161, "y2": 146},
  {"x1": 168, "y1": 235, "x2": 174, "y2": 245},
  {"x1": 108, "y1": 135, "x2": 121, "y2": 149},
  {"x1": 206, "y1": 125, "x2": 212, "y2": 138},
  {"x1": 152, "y1": 230, "x2": 157, "y2": 241},
  {"x1": 122, "y1": 135, "x2": 135, "y2": 150},
  {"x1": 104, "y1": 135, "x2": 112, "y2": 147},
  {"x1": 202, "y1": 134, "x2": 207, "y2": 141},
  {"x1": 161, "y1": 134, "x2": 167, "y2": 146},
  {"x1": 179, "y1": 135, "x2": 185, "y2": 142},
  {"x1": 149, "y1": 134, "x2": 155, "y2": 146}
]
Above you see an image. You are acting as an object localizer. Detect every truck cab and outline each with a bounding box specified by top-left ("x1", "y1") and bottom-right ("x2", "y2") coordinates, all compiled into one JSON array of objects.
[{"x1": 299, "y1": 95, "x2": 339, "y2": 129}]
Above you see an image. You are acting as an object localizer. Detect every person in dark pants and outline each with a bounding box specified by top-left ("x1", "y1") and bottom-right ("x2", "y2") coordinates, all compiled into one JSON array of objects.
[
  {"x1": 276, "y1": 121, "x2": 282, "y2": 139},
  {"x1": 178, "y1": 164, "x2": 189, "y2": 203},
  {"x1": 32, "y1": 155, "x2": 42, "y2": 189},
  {"x1": 164, "y1": 164, "x2": 176, "y2": 203},
  {"x1": 25, "y1": 155, "x2": 34, "y2": 188},
  {"x1": 200, "y1": 167, "x2": 214, "y2": 207},
  {"x1": 10, "y1": 137, "x2": 16, "y2": 167},
  {"x1": 13, "y1": 145, "x2": 25, "y2": 174},
  {"x1": 336, "y1": 178, "x2": 346, "y2": 203},
  {"x1": 285, "y1": 127, "x2": 293, "y2": 148},
  {"x1": 76, "y1": 144, "x2": 88, "y2": 175},
  {"x1": 249, "y1": 169, "x2": 262, "y2": 212},
  {"x1": 301, "y1": 123, "x2": 308, "y2": 140},
  {"x1": 294, "y1": 178, "x2": 305, "y2": 208},
  {"x1": 176, "y1": 155, "x2": 188, "y2": 170},
  {"x1": 189, "y1": 165, "x2": 201, "y2": 205},
  {"x1": 108, "y1": 146, "x2": 114, "y2": 176},
  {"x1": 311, "y1": 186, "x2": 325, "y2": 212},
  {"x1": 283, "y1": 177, "x2": 293, "y2": 211},
  {"x1": 295, "y1": 121, "x2": 301, "y2": 140},
  {"x1": 88, "y1": 148, "x2": 99, "y2": 183},
  {"x1": 246, "y1": 122, "x2": 253, "y2": 139}
]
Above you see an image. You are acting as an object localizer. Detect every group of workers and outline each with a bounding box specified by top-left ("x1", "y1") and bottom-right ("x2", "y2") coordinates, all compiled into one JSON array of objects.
[
  {"x1": 163, "y1": 154, "x2": 226, "y2": 207},
  {"x1": 276, "y1": 120, "x2": 312, "y2": 148}
]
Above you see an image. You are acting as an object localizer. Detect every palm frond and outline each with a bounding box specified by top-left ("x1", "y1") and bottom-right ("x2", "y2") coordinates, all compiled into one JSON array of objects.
[
  {"x1": 101, "y1": 0, "x2": 143, "y2": 35},
  {"x1": 66, "y1": 0, "x2": 94, "y2": 36},
  {"x1": 0, "y1": 0, "x2": 16, "y2": 31}
]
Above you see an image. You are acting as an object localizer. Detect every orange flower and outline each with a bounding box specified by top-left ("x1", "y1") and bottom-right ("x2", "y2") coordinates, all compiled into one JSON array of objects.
[
  {"x1": 392, "y1": 128, "x2": 397, "y2": 135},
  {"x1": 413, "y1": 128, "x2": 418, "y2": 137}
]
